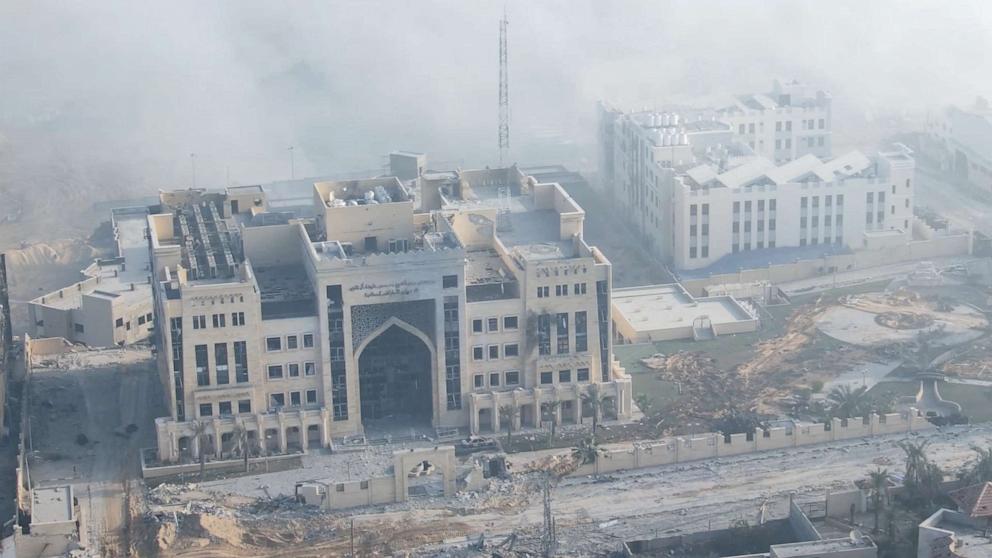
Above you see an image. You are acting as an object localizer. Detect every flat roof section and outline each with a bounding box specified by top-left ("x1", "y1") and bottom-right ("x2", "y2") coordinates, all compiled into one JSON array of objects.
[
  {"x1": 31, "y1": 485, "x2": 74, "y2": 524},
  {"x1": 613, "y1": 284, "x2": 757, "y2": 341},
  {"x1": 254, "y1": 265, "x2": 316, "y2": 320}
]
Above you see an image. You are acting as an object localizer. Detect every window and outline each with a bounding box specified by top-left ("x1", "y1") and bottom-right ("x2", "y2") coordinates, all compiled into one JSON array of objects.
[
  {"x1": 689, "y1": 247, "x2": 697, "y2": 258},
  {"x1": 306, "y1": 390, "x2": 317, "y2": 404},
  {"x1": 304, "y1": 362, "x2": 316, "y2": 376},
  {"x1": 489, "y1": 373, "x2": 500, "y2": 387},
  {"x1": 146, "y1": 312, "x2": 153, "y2": 323},
  {"x1": 290, "y1": 391, "x2": 302, "y2": 407},
  {"x1": 575, "y1": 311, "x2": 588, "y2": 352},
  {"x1": 818, "y1": 118, "x2": 825, "y2": 129},
  {"x1": 266, "y1": 337, "x2": 282, "y2": 351},
  {"x1": 574, "y1": 283, "x2": 587, "y2": 295},
  {"x1": 540, "y1": 371, "x2": 554, "y2": 385},
  {"x1": 559, "y1": 369, "x2": 571, "y2": 383},
  {"x1": 556, "y1": 313, "x2": 569, "y2": 354},
  {"x1": 330, "y1": 346, "x2": 345, "y2": 361},
  {"x1": 267, "y1": 365, "x2": 284, "y2": 379},
  {"x1": 701, "y1": 246, "x2": 709, "y2": 258},
  {"x1": 818, "y1": 136, "x2": 824, "y2": 146},
  {"x1": 74, "y1": 323, "x2": 85, "y2": 333},
  {"x1": 303, "y1": 333, "x2": 314, "y2": 348},
  {"x1": 775, "y1": 121, "x2": 782, "y2": 132},
  {"x1": 195, "y1": 344, "x2": 209, "y2": 386},
  {"x1": 472, "y1": 319, "x2": 483, "y2": 333},
  {"x1": 199, "y1": 403, "x2": 213, "y2": 417},
  {"x1": 232, "y1": 312, "x2": 246, "y2": 326},
  {"x1": 212, "y1": 313, "x2": 226, "y2": 328},
  {"x1": 215, "y1": 343, "x2": 229, "y2": 384},
  {"x1": 905, "y1": 199, "x2": 910, "y2": 208},
  {"x1": 555, "y1": 284, "x2": 569, "y2": 296},
  {"x1": 504, "y1": 343, "x2": 519, "y2": 357},
  {"x1": 505, "y1": 370, "x2": 520, "y2": 386},
  {"x1": 503, "y1": 316, "x2": 518, "y2": 330},
  {"x1": 474, "y1": 374, "x2": 485, "y2": 388},
  {"x1": 138, "y1": 315, "x2": 146, "y2": 325},
  {"x1": 906, "y1": 178, "x2": 911, "y2": 189},
  {"x1": 487, "y1": 317, "x2": 499, "y2": 332},
  {"x1": 126, "y1": 321, "x2": 131, "y2": 331},
  {"x1": 287, "y1": 335, "x2": 298, "y2": 350},
  {"x1": 786, "y1": 121, "x2": 792, "y2": 131},
  {"x1": 538, "y1": 314, "x2": 551, "y2": 356},
  {"x1": 191, "y1": 315, "x2": 205, "y2": 329},
  {"x1": 442, "y1": 274, "x2": 458, "y2": 288},
  {"x1": 238, "y1": 399, "x2": 251, "y2": 414},
  {"x1": 537, "y1": 286, "x2": 549, "y2": 298},
  {"x1": 288, "y1": 363, "x2": 301, "y2": 377},
  {"x1": 219, "y1": 401, "x2": 232, "y2": 416},
  {"x1": 488, "y1": 345, "x2": 499, "y2": 360},
  {"x1": 785, "y1": 139, "x2": 791, "y2": 148},
  {"x1": 234, "y1": 341, "x2": 249, "y2": 383},
  {"x1": 270, "y1": 393, "x2": 285, "y2": 409},
  {"x1": 473, "y1": 346, "x2": 484, "y2": 361},
  {"x1": 577, "y1": 368, "x2": 590, "y2": 382}
]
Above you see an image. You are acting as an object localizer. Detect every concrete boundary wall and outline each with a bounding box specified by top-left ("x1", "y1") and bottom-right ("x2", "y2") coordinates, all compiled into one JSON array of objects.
[
  {"x1": 573, "y1": 411, "x2": 933, "y2": 476},
  {"x1": 680, "y1": 234, "x2": 971, "y2": 296}
]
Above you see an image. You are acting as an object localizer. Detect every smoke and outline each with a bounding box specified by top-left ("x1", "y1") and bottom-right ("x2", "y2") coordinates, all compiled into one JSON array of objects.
[{"x1": 1, "y1": 0, "x2": 990, "y2": 197}]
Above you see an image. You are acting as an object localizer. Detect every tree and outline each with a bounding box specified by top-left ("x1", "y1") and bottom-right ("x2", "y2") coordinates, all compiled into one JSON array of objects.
[
  {"x1": 190, "y1": 420, "x2": 210, "y2": 481},
  {"x1": 827, "y1": 384, "x2": 869, "y2": 419},
  {"x1": 867, "y1": 467, "x2": 889, "y2": 533},
  {"x1": 580, "y1": 384, "x2": 608, "y2": 438},
  {"x1": 633, "y1": 393, "x2": 654, "y2": 416},
  {"x1": 541, "y1": 400, "x2": 562, "y2": 443},
  {"x1": 570, "y1": 435, "x2": 605, "y2": 467},
  {"x1": 499, "y1": 403, "x2": 520, "y2": 447},
  {"x1": 231, "y1": 422, "x2": 252, "y2": 473},
  {"x1": 899, "y1": 439, "x2": 944, "y2": 508},
  {"x1": 713, "y1": 407, "x2": 764, "y2": 435},
  {"x1": 959, "y1": 444, "x2": 992, "y2": 486}
]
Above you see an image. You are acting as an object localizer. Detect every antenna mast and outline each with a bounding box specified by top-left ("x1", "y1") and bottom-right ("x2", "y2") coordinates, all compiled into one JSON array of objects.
[{"x1": 498, "y1": 7, "x2": 509, "y2": 166}]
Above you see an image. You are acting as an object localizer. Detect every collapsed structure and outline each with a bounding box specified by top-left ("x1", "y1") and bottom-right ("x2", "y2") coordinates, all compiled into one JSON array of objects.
[
  {"x1": 148, "y1": 165, "x2": 632, "y2": 462},
  {"x1": 598, "y1": 80, "x2": 921, "y2": 272}
]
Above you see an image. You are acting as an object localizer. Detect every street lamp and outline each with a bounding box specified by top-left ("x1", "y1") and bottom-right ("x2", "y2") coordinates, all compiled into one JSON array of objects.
[
  {"x1": 190, "y1": 153, "x2": 197, "y2": 188},
  {"x1": 288, "y1": 146, "x2": 295, "y2": 180}
]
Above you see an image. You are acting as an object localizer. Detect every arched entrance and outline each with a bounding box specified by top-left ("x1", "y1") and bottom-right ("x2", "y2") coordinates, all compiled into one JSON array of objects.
[{"x1": 357, "y1": 323, "x2": 434, "y2": 430}]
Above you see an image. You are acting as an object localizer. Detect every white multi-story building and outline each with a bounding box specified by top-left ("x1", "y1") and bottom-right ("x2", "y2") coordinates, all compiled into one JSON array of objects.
[
  {"x1": 923, "y1": 97, "x2": 992, "y2": 192},
  {"x1": 149, "y1": 166, "x2": 631, "y2": 463},
  {"x1": 716, "y1": 79, "x2": 832, "y2": 163},
  {"x1": 671, "y1": 148, "x2": 915, "y2": 271}
]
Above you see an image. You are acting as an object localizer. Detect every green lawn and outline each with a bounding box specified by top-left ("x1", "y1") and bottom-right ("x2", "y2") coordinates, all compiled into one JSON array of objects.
[{"x1": 867, "y1": 380, "x2": 992, "y2": 423}]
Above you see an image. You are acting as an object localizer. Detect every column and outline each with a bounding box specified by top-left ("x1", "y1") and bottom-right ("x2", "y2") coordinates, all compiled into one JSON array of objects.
[
  {"x1": 212, "y1": 418, "x2": 223, "y2": 457},
  {"x1": 533, "y1": 390, "x2": 543, "y2": 429},
  {"x1": 491, "y1": 402, "x2": 500, "y2": 435},
  {"x1": 468, "y1": 397, "x2": 479, "y2": 435},
  {"x1": 321, "y1": 408, "x2": 332, "y2": 448},
  {"x1": 278, "y1": 413, "x2": 288, "y2": 453}
]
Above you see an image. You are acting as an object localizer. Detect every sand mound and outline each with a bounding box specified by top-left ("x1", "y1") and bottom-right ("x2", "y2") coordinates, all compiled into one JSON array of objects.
[{"x1": 5, "y1": 239, "x2": 97, "y2": 268}]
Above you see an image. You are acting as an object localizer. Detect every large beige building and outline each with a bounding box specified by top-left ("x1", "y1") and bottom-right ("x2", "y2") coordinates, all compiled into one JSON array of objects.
[{"x1": 150, "y1": 167, "x2": 631, "y2": 462}]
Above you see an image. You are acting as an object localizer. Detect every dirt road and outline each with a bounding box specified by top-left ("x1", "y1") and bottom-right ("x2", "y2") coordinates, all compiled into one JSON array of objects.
[{"x1": 28, "y1": 348, "x2": 163, "y2": 557}]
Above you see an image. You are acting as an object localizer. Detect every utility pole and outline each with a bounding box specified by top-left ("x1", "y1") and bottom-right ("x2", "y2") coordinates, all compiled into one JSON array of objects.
[
  {"x1": 541, "y1": 477, "x2": 557, "y2": 557},
  {"x1": 498, "y1": 7, "x2": 509, "y2": 166},
  {"x1": 288, "y1": 146, "x2": 295, "y2": 180}
]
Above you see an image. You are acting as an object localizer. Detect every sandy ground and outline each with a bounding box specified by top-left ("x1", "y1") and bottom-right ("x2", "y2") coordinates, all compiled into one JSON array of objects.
[{"x1": 28, "y1": 347, "x2": 164, "y2": 557}]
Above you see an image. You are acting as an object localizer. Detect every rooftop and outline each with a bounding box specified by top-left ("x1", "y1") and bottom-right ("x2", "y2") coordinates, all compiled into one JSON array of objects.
[
  {"x1": 613, "y1": 284, "x2": 755, "y2": 335},
  {"x1": 254, "y1": 265, "x2": 316, "y2": 319},
  {"x1": 31, "y1": 485, "x2": 74, "y2": 524},
  {"x1": 32, "y1": 208, "x2": 152, "y2": 309},
  {"x1": 768, "y1": 533, "x2": 875, "y2": 557},
  {"x1": 678, "y1": 243, "x2": 853, "y2": 277},
  {"x1": 921, "y1": 508, "x2": 992, "y2": 558},
  {"x1": 685, "y1": 151, "x2": 875, "y2": 190}
]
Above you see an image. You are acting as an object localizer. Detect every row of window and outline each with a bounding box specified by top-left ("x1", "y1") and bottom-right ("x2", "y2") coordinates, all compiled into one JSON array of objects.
[
  {"x1": 113, "y1": 312, "x2": 154, "y2": 331},
  {"x1": 265, "y1": 333, "x2": 315, "y2": 352},
  {"x1": 194, "y1": 342, "x2": 250, "y2": 386},
  {"x1": 191, "y1": 312, "x2": 246, "y2": 330},
  {"x1": 471, "y1": 315, "x2": 518, "y2": 334},
  {"x1": 536, "y1": 282, "x2": 589, "y2": 298},
  {"x1": 267, "y1": 361, "x2": 317, "y2": 379},
  {"x1": 731, "y1": 240, "x2": 776, "y2": 253},
  {"x1": 269, "y1": 389, "x2": 319, "y2": 410},
  {"x1": 198, "y1": 399, "x2": 252, "y2": 418},
  {"x1": 473, "y1": 370, "x2": 520, "y2": 389},
  {"x1": 472, "y1": 343, "x2": 519, "y2": 361},
  {"x1": 539, "y1": 368, "x2": 591, "y2": 385}
]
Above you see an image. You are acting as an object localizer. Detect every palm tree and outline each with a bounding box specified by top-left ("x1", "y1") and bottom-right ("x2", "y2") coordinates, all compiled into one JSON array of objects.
[
  {"x1": 899, "y1": 439, "x2": 943, "y2": 508},
  {"x1": 827, "y1": 384, "x2": 869, "y2": 419},
  {"x1": 570, "y1": 435, "x2": 605, "y2": 468},
  {"x1": 231, "y1": 422, "x2": 252, "y2": 473},
  {"x1": 499, "y1": 403, "x2": 520, "y2": 447},
  {"x1": 541, "y1": 400, "x2": 562, "y2": 443},
  {"x1": 190, "y1": 420, "x2": 210, "y2": 480},
  {"x1": 581, "y1": 384, "x2": 608, "y2": 438},
  {"x1": 960, "y1": 445, "x2": 992, "y2": 486},
  {"x1": 867, "y1": 467, "x2": 889, "y2": 533}
]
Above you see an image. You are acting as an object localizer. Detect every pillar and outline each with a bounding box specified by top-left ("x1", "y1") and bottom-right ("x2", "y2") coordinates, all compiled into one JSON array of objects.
[
  {"x1": 491, "y1": 402, "x2": 500, "y2": 435},
  {"x1": 212, "y1": 418, "x2": 222, "y2": 457},
  {"x1": 278, "y1": 413, "x2": 288, "y2": 454},
  {"x1": 533, "y1": 390, "x2": 543, "y2": 429},
  {"x1": 468, "y1": 397, "x2": 479, "y2": 435},
  {"x1": 321, "y1": 408, "x2": 332, "y2": 448}
]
